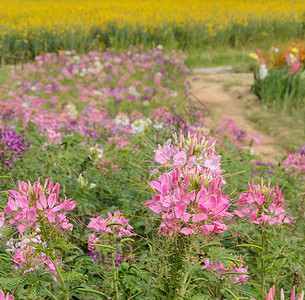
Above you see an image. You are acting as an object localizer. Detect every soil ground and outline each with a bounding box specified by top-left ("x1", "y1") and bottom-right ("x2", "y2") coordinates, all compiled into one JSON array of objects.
[{"x1": 190, "y1": 70, "x2": 283, "y2": 163}]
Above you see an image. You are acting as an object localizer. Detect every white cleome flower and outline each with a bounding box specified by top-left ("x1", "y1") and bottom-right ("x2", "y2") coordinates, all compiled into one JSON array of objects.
[
  {"x1": 153, "y1": 123, "x2": 163, "y2": 130},
  {"x1": 131, "y1": 118, "x2": 152, "y2": 134},
  {"x1": 66, "y1": 103, "x2": 78, "y2": 117},
  {"x1": 259, "y1": 64, "x2": 268, "y2": 80},
  {"x1": 114, "y1": 115, "x2": 130, "y2": 126},
  {"x1": 90, "y1": 183, "x2": 96, "y2": 189}
]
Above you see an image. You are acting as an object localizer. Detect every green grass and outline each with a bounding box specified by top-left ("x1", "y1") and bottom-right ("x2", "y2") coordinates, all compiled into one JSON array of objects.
[
  {"x1": 0, "y1": 18, "x2": 304, "y2": 65},
  {"x1": 246, "y1": 103, "x2": 305, "y2": 153},
  {"x1": 0, "y1": 68, "x2": 12, "y2": 85},
  {"x1": 184, "y1": 35, "x2": 300, "y2": 69}
]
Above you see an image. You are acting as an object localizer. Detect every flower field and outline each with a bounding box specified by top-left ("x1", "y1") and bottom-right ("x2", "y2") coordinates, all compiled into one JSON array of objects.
[
  {"x1": 250, "y1": 41, "x2": 305, "y2": 110},
  {"x1": 0, "y1": 44, "x2": 304, "y2": 299},
  {"x1": 1, "y1": 0, "x2": 305, "y2": 57},
  {"x1": 1, "y1": 1, "x2": 305, "y2": 297}
]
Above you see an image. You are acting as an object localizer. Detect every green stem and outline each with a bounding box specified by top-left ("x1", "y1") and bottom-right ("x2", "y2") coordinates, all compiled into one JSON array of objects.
[
  {"x1": 43, "y1": 287, "x2": 59, "y2": 300},
  {"x1": 180, "y1": 237, "x2": 193, "y2": 297},
  {"x1": 112, "y1": 256, "x2": 119, "y2": 300},
  {"x1": 166, "y1": 238, "x2": 183, "y2": 300},
  {"x1": 50, "y1": 257, "x2": 69, "y2": 300},
  {"x1": 261, "y1": 228, "x2": 266, "y2": 300},
  {"x1": 179, "y1": 270, "x2": 190, "y2": 297},
  {"x1": 41, "y1": 221, "x2": 69, "y2": 300}
]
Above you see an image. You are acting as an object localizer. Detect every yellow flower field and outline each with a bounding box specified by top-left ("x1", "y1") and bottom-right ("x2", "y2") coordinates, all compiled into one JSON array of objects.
[{"x1": 0, "y1": 0, "x2": 304, "y2": 57}]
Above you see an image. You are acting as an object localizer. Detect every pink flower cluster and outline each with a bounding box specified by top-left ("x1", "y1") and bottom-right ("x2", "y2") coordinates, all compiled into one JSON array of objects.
[
  {"x1": 281, "y1": 152, "x2": 305, "y2": 177},
  {"x1": 216, "y1": 119, "x2": 261, "y2": 152},
  {"x1": 202, "y1": 255, "x2": 249, "y2": 285},
  {"x1": 234, "y1": 178, "x2": 292, "y2": 226},
  {"x1": 87, "y1": 210, "x2": 135, "y2": 250},
  {"x1": 251, "y1": 285, "x2": 304, "y2": 300},
  {"x1": 2, "y1": 178, "x2": 76, "y2": 234},
  {"x1": 0, "y1": 290, "x2": 14, "y2": 300},
  {"x1": 6, "y1": 236, "x2": 60, "y2": 280},
  {"x1": 154, "y1": 131, "x2": 224, "y2": 178},
  {"x1": 267, "y1": 285, "x2": 304, "y2": 300},
  {"x1": 0, "y1": 47, "x2": 190, "y2": 149},
  {"x1": 146, "y1": 131, "x2": 232, "y2": 237}
]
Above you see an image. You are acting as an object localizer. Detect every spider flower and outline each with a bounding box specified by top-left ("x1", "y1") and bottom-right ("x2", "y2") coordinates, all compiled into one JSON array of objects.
[
  {"x1": 0, "y1": 290, "x2": 14, "y2": 300},
  {"x1": 0, "y1": 125, "x2": 29, "y2": 169},
  {"x1": 87, "y1": 210, "x2": 135, "y2": 240},
  {"x1": 234, "y1": 178, "x2": 292, "y2": 226},
  {"x1": 154, "y1": 130, "x2": 224, "y2": 180},
  {"x1": 202, "y1": 254, "x2": 248, "y2": 285},
  {"x1": 2, "y1": 178, "x2": 76, "y2": 234},
  {"x1": 147, "y1": 131, "x2": 231, "y2": 237},
  {"x1": 281, "y1": 152, "x2": 305, "y2": 177},
  {"x1": 255, "y1": 285, "x2": 305, "y2": 300},
  {"x1": 146, "y1": 167, "x2": 232, "y2": 237}
]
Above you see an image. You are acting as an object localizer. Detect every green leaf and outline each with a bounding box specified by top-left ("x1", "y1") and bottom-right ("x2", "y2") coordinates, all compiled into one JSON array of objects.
[
  {"x1": 121, "y1": 238, "x2": 135, "y2": 243},
  {"x1": 76, "y1": 287, "x2": 109, "y2": 298},
  {"x1": 191, "y1": 278, "x2": 208, "y2": 283},
  {"x1": 233, "y1": 243, "x2": 263, "y2": 250},
  {"x1": 223, "y1": 271, "x2": 249, "y2": 275},
  {"x1": 90, "y1": 244, "x2": 116, "y2": 251},
  {"x1": 201, "y1": 242, "x2": 221, "y2": 249},
  {"x1": 223, "y1": 288, "x2": 239, "y2": 300},
  {"x1": 154, "y1": 288, "x2": 167, "y2": 297},
  {"x1": 106, "y1": 222, "x2": 124, "y2": 227},
  {"x1": 106, "y1": 213, "x2": 123, "y2": 224}
]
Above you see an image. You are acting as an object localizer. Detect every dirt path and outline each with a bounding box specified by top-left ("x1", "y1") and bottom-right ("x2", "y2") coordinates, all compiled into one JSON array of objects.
[{"x1": 190, "y1": 70, "x2": 282, "y2": 163}]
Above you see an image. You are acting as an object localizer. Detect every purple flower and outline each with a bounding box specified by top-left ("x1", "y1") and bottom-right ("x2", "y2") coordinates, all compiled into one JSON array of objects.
[
  {"x1": 0, "y1": 125, "x2": 29, "y2": 169},
  {"x1": 300, "y1": 143, "x2": 305, "y2": 155}
]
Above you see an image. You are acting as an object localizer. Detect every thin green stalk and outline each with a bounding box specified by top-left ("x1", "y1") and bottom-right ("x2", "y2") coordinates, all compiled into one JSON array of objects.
[
  {"x1": 180, "y1": 237, "x2": 194, "y2": 297},
  {"x1": 43, "y1": 287, "x2": 59, "y2": 300},
  {"x1": 179, "y1": 270, "x2": 190, "y2": 297},
  {"x1": 166, "y1": 238, "x2": 183, "y2": 300},
  {"x1": 112, "y1": 256, "x2": 120, "y2": 300},
  {"x1": 41, "y1": 221, "x2": 69, "y2": 300},
  {"x1": 49, "y1": 257, "x2": 69, "y2": 300},
  {"x1": 261, "y1": 228, "x2": 266, "y2": 300}
]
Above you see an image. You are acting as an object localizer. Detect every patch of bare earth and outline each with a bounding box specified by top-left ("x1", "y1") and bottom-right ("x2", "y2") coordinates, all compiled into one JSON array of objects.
[{"x1": 190, "y1": 70, "x2": 283, "y2": 163}]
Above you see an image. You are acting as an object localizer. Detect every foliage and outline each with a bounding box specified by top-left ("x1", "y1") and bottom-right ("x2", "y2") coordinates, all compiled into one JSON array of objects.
[
  {"x1": 0, "y1": 48, "x2": 304, "y2": 299},
  {"x1": 1, "y1": 1, "x2": 305, "y2": 58}
]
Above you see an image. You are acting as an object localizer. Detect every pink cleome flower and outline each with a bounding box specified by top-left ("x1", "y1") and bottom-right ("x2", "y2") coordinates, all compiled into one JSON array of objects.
[
  {"x1": 234, "y1": 178, "x2": 292, "y2": 226},
  {"x1": 2, "y1": 178, "x2": 76, "y2": 234},
  {"x1": 202, "y1": 254, "x2": 249, "y2": 285},
  {"x1": 0, "y1": 290, "x2": 14, "y2": 300},
  {"x1": 6, "y1": 236, "x2": 60, "y2": 280},
  {"x1": 154, "y1": 130, "x2": 224, "y2": 179},
  {"x1": 87, "y1": 210, "x2": 135, "y2": 250},
  {"x1": 147, "y1": 131, "x2": 232, "y2": 237},
  {"x1": 281, "y1": 152, "x2": 305, "y2": 177}
]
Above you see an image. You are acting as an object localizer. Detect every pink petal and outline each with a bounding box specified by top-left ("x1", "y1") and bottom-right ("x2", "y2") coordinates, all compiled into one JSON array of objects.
[
  {"x1": 192, "y1": 213, "x2": 207, "y2": 223},
  {"x1": 47, "y1": 194, "x2": 56, "y2": 208},
  {"x1": 284, "y1": 217, "x2": 293, "y2": 223},
  {"x1": 175, "y1": 205, "x2": 186, "y2": 219},
  {"x1": 181, "y1": 212, "x2": 191, "y2": 222},
  {"x1": 40, "y1": 194, "x2": 47, "y2": 208},
  {"x1": 0, "y1": 212, "x2": 4, "y2": 227},
  {"x1": 180, "y1": 227, "x2": 195, "y2": 235},
  {"x1": 17, "y1": 224, "x2": 26, "y2": 233},
  {"x1": 47, "y1": 210, "x2": 56, "y2": 223},
  {"x1": 291, "y1": 286, "x2": 296, "y2": 300}
]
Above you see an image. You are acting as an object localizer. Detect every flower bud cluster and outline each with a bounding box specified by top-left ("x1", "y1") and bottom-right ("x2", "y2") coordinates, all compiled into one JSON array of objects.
[
  {"x1": 234, "y1": 178, "x2": 292, "y2": 226},
  {"x1": 2, "y1": 178, "x2": 76, "y2": 234},
  {"x1": 147, "y1": 131, "x2": 231, "y2": 237},
  {"x1": 202, "y1": 254, "x2": 248, "y2": 285},
  {"x1": 0, "y1": 125, "x2": 29, "y2": 169}
]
